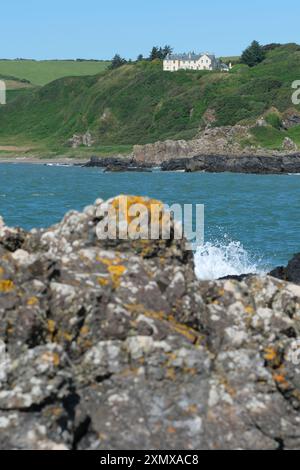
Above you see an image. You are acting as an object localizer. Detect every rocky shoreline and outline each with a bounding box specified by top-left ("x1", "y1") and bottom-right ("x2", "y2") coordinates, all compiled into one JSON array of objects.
[
  {"x1": 83, "y1": 152, "x2": 300, "y2": 174},
  {"x1": 1, "y1": 196, "x2": 300, "y2": 450},
  {"x1": 161, "y1": 153, "x2": 300, "y2": 174}
]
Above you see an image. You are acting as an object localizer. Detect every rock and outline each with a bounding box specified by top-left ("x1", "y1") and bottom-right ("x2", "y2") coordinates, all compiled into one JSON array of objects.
[
  {"x1": 161, "y1": 153, "x2": 300, "y2": 174},
  {"x1": 68, "y1": 131, "x2": 94, "y2": 148},
  {"x1": 83, "y1": 156, "x2": 132, "y2": 167},
  {"x1": 282, "y1": 137, "x2": 298, "y2": 151},
  {"x1": 82, "y1": 131, "x2": 93, "y2": 147},
  {"x1": 1, "y1": 197, "x2": 300, "y2": 449},
  {"x1": 282, "y1": 109, "x2": 300, "y2": 129},
  {"x1": 270, "y1": 253, "x2": 300, "y2": 285},
  {"x1": 256, "y1": 117, "x2": 268, "y2": 127},
  {"x1": 84, "y1": 156, "x2": 152, "y2": 172},
  {"x1": 133, "y1": 140, "x2": 194, "y2": 165}
]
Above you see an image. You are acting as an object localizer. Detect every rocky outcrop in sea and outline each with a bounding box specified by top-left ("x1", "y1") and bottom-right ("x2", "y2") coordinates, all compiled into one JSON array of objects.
[
  {"x1": 161, "y1": 153, "x2": 300, "y2": 174},
  {"x1": 1, "y1": 197, "x2": 300, "y2": 450}
]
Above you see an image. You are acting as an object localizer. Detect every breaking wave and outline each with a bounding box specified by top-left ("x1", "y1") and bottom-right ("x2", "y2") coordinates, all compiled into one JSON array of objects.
[{"x1": 194, "y1": 240, "x2": 266, "y2": 280}]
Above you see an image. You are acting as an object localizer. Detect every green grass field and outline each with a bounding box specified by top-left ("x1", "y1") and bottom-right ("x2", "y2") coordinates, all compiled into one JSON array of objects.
[
  {"x1": 0, "y1": 60, "x2": 110, "y2": 86},
  {"x1": 0, "y1": 45, "x2": 300, "y2": 154}
]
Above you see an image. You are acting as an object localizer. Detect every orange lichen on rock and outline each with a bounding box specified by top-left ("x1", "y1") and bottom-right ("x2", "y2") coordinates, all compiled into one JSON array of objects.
[
  {"x1": 245, "y1": 305, "x2": 255, "y2": 315},
  {"x1": 264, "y1": 347, "x2": 278, "y2": 362},
  {"x1": 0, "y1": 280, "x2": 15, "y2": 293},
  {"x1": 111, "y1": 195, "x2": 164, "y2": 224},
  {"x1": 96, "y1": 256, "x2": 122, "y2": 266},
  {"x1": 124, "y1": 304, "x2": 202, "y2": 345},
  {"x1": 41, "y1": 351, "x2": 60, "y2": 367},
  {"x1": 27, "y1": 296, "x2": 38, "y2": 306},
  {"x1": 98, "y1": 277, "x2": 109, "y2": 287},
  {"x1": 108, "y1": 265, "x2": 127, "y2": 288},
  {"x1": 47, "y1": 319, "x2": 56, "y2": 334}
]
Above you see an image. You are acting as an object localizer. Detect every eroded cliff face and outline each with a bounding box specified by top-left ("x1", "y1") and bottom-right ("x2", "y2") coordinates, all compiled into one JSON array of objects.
[
  {"x1": 0, "y1": 198, "x2": 300, "y2": 450},
  {"x1": 133, "y1": 140, "x2": 195, "y2": 164},
  {"x1": 132, "y1": 126, "x2": 299, "y2": 165}
]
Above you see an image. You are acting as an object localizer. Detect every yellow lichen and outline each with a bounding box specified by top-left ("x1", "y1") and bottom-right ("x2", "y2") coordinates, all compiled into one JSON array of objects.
[
  {"x1": 264, "y1": 347, "x2": 277, "y2": 362},
  {"x1": 111, "y1": 195, "x2": 164, "y2": 225},
  {"x1": 80, "y1": 325, "x2": 89, "y2": 337},
  {"x1": 108, "y1": 265, "x2": 127, "y2": 288},
  {"x1": 96, "y1": 256, "x2": 122, "y2": 266},
  {"x1": 245, "y1": 305, "x2": 255, "y2": 315},
  {"x1": 27, "y1": 296, "x2": 38, "y2": 306},
  {"x1": 47, "y1": 319, "x2": 56, "y2": 334},
  {"x1": 63, "y1": 333, "x2": 73, "y2": 342},
  {"x1": 41, "y1": 351, "x2": 60, "y2": 367},
  {"x1": 0, "y1": 267, "x2": 4, "y2": 279},
  {"x1": 53, "y1": 353, "x2": 60, "y2": 367},
  {"x1": 186, "y1": 404, "x2": 198, "y2": 414},
  {"x1": 98, "y1": 277, "x2": 109, "y2": 287},
  {"x1": 124, "y1": 304, "x2": 202, "y2": 345},
  {"x1": 0, "y1": 280, "x2": 14, "y2": 293},
  {"x1": 166, "y1": 367, "x2": 176, "y2": 380}
]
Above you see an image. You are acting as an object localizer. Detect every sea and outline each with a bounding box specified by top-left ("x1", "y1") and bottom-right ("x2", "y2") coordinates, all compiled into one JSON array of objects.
[{"x1": 0, "y1": 163, "x2": 299, "y2": 280}]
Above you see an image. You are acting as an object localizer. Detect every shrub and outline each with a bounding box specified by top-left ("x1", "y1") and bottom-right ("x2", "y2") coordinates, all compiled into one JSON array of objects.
[{"x1": 265, "y1": 112, "x2": 282, "y2": 129}]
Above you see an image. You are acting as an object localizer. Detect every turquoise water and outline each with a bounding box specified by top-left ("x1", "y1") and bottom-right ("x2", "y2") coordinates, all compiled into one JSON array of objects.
[{"x1": 0, "y1": 163, "x2": 299, "y2": 275}]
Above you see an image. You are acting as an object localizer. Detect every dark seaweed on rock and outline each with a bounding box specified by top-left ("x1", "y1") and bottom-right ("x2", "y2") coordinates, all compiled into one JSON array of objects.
[{"x1": 0, "y1": 198, "x2": 300, "y2": 450}]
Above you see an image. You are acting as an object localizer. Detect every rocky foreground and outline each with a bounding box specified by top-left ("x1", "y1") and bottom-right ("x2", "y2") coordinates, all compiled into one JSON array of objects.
[{"x1": 1, "y1": 197, "x2": 300, "y2": 450}]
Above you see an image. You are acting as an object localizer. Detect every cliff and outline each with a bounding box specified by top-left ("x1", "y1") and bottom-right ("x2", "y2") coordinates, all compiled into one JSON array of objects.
[
  {"x1": 1, "y1": 197, "x2": 300, "y2": 450},
  {"x1": 131, "y1": 125, "x2": 299, "y2": 167}
]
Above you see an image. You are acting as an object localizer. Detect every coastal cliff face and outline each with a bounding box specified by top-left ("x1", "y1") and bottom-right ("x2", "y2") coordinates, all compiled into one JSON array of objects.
[
  {"x1": 1, "y1": 198, "x2": 300, "y2": 450},
  {"x1": 132, "y1": 126, "x2": 299, "y2": 165}
]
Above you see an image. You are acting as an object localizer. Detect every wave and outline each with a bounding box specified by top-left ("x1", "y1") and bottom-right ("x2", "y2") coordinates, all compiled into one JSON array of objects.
[{"x1": 194, "y1": 240, "x2": 266, "y2": 280}]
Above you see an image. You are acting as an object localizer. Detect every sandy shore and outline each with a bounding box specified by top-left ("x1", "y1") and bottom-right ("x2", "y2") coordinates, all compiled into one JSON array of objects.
[{"x1": 0, "y1": 156, "x2": 88, "y2": 165}]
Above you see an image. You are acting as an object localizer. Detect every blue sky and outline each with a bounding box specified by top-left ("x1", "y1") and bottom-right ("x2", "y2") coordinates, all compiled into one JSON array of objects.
[{"x1": 1, "y1": 0, "x2": 299, "y2": 59}]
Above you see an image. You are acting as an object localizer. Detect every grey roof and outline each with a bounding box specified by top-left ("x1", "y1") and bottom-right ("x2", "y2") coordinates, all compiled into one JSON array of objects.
[{"x1": 166, "y1": 52, "x2": 217, "y2": 61}]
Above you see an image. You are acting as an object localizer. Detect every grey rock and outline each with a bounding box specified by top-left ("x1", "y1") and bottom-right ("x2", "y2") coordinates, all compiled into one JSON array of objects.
[
  {"x1": 162, "y1": 153, "x2": 300, "y2": 174},
  {"x1": 282, "y1": 137, "x2": 298, "y2": 151},
  {"x1": 1, "y1": 197, "x2": 300, "y2": 449},
  {"x1": 270, "y1": 253, "x2": 300, "y2": 285}
]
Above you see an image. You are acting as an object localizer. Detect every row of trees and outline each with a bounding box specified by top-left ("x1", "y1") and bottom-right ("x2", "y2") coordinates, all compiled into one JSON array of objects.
[{"x1": 109, "y1": 45, "x2": 173, "y2": 70}]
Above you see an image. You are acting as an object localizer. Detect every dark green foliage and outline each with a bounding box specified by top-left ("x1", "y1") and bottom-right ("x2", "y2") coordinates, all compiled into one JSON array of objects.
[
  {"x1": 241, "y1": 41, "x2": 266, "y2": 67},
  {"x1": 265, "y1": 112, "x2": 282, "y2": 129},
  {"x1": 109, "y1": 54, "x2": 127, "y2": 70},
  {"x1": 149, "y1": 45, "x2": 173, "y2": 60}
]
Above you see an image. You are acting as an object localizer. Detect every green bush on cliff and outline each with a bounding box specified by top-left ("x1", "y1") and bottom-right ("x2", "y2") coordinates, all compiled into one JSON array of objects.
[{"x1": 265, "y1": 112, "x2": 282, "y2": 129}]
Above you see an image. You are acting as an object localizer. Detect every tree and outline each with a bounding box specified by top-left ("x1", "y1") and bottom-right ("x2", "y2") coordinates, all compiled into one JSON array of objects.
[
  {"x1": 163, "y1": 45, "x2": 173, "y2": 58},
  {"x1": 137, "y1": 54, "x2": 144, "y2": 62},
  {"x1": 149, "y1": 47, "x2": 160, "y2": 61},
  {"x1": 149, "y1": 45, "x2": 173, "y2": 61},
  {"x1": 241, "y1": 41, "x2": 266, "y2": 67},
  {"x1": 109, "y1": 54, "x2": 127, "y2": 70}
]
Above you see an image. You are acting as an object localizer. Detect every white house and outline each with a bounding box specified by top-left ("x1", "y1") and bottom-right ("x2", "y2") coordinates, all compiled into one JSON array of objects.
[{"x1": 163, "y1": 52, "x2": 231, "y2": 72}]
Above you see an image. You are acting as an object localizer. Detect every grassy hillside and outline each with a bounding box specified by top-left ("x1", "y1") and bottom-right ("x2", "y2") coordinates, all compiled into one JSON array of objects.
[
  {"x1": 0, "y1": 73, "x2": 36, "y2": 104},
  {"x1": 0, "y1": 60, "x2": 110, "y2": 86},
  {"x1": 0, "y1": 44, "x2": 300, "y2": 153}
]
